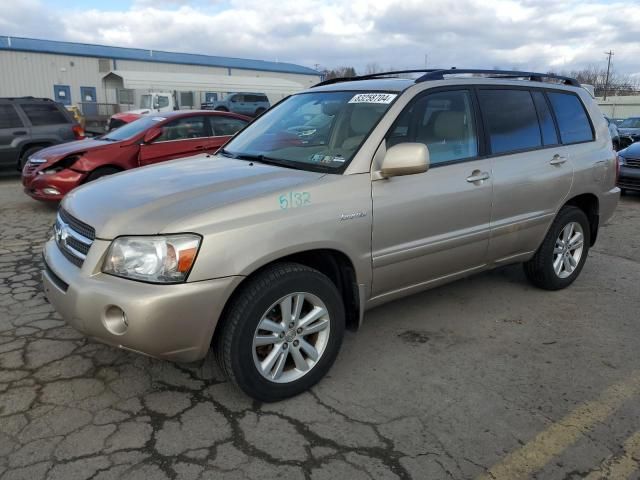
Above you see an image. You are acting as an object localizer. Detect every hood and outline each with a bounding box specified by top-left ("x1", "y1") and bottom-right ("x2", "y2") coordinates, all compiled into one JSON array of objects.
[
  {"x1": 62, "y1": 155, "x2": 325, "y2": 239},
  {"x1": 621, "y1": 142, "x2": 640, "y2": 158},
  {"x1": 32, "y1": 138, "x2": 115, "y2": 166}
]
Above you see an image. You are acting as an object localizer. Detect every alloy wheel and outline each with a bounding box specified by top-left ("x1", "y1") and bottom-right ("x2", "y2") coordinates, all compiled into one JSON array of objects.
[
  {"x1": 252, "y1": 292, "x2": 331, "y2": 383},
  {"x1": 553, "y1": 221, "x2": 585, "y2": 279}
]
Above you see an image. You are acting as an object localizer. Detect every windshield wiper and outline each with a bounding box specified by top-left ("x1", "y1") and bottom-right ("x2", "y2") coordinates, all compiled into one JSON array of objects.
[
  {"x1": 218, "y1": 148, "x2": 235, "y2": 158},
  {"x1": 230, "y1": 153, "x2": 301, "y2": 170}
]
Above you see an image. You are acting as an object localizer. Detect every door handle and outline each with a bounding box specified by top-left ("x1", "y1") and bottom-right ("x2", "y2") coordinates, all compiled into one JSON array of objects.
[
  {"x1": 550, "y1": 154, "x2": 567, "y2": 165},
  {"x1": 12, "y1": 131, "x2": 27, "y2": 136},
  {"x1": 466, "y1": 171, "x2": 490, "y2": 183}
]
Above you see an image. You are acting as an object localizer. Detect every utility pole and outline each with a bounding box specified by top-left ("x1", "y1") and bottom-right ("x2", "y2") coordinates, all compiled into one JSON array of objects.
[{"x1": 604, "y1": 50, "x2": 614, "y2": 100}]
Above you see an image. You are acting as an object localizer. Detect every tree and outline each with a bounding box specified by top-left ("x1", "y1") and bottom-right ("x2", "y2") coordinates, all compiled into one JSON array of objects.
[
  {"x1": 322, "y1": 66, "x2": 357, "y2": 80},
  {"x1": 364, "y1": 62, "x2": 382, "y2": 75},
  {"x1": 551, "y1": 65, "x2": 640, "y2": 97}
]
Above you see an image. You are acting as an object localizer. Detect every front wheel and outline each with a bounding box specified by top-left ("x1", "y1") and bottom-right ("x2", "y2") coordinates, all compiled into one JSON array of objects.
[
  {"x1": 524, "y1": 206, "x2": 591, "y2": 290},
  {"x1": 215, "y1": 263, "x2": 345, "y2": 402}
]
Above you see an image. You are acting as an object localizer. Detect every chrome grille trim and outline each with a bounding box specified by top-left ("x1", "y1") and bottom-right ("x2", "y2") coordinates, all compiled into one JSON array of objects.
[
  {"x1": 54, "y1": 211, "x2": 94, "y2": 267},
  {"x1": 58, "y1": 209, "x2": 96, "y2": 240},
  {"x1": 625, "y1": 158, "x2": 640, "y2": 169}
]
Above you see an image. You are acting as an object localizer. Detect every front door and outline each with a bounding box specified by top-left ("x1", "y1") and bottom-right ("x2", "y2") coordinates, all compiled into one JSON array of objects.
[
  {"x1": 371, "y1": 89, "x2": 493, "y2": 299},
  {"x1": 139, "y1": 115, "x2": 210, "y2": 166}
]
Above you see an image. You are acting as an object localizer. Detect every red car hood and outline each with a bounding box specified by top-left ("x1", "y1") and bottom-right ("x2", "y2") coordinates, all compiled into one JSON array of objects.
[{"x1": 30, "y1": 138, "x2": 121, "y2": 166}]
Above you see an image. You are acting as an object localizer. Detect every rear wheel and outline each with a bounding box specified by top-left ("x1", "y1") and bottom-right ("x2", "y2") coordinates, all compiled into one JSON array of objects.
[
  {"x1": 85, "y1": 167, "x2": 120, "y2": 183},
  {"x1": 215, "y1": 263, "x2": 345, "y2": 402},
  {"x1": 215, "y1": 107, "x2": 229, "y2": 112},
  {"x1": 524, "y1": 206, "x2": 591, "y2": 290},
  {"x1": 255, "y1": 107, "x2": 266, "y2": 117}
]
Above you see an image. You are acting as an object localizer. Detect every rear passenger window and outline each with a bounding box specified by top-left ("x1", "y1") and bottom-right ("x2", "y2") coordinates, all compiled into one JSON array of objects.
[
  {"x1": 0, "y1": 105, "x2": 24, "y2": 129},
  {"x1": 531, "y1": 91, "x2": 558, "y2": 145},
  {"x1": 478, "y1": 89, "x2": 541, "y2": 155},
  {"x1": 20, "y1": 103, "x2": 69, "y2": 126},
  {"x1": 547, "y1": 92, "x2": 594, "y2": 144},
  {"x1": 388, "y1": 90, "x2": 478, "y2": 165}
]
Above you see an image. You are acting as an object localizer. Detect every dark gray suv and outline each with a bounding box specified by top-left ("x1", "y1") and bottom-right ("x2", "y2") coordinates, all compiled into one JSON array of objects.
[{"x1": 0, "y1": 97, "x2": 84, "y2": 170}]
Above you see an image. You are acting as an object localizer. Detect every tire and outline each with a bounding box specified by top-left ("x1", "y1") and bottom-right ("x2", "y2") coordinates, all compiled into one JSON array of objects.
[
  {"x1": 214, "y1": 107, "x2": 228, "y2": 112},
  {"x1": 620, "y1": 188, "x2": 627, "y2": 196},
  {"x1": 18, "y1": 146, "x2": 46, "y2": 170},
  {"x1": 215, "y1": 262, "x2": 345, "y2": 402},
  {"x1": 523, "y1": 206, "x2": 591, "y2": 291},
  {"x1": 255, "y1": 107, "x2": 266, "y2": 117},
  {"x1": 85, "y1": 167, "x2": 120, "y2": 183}
]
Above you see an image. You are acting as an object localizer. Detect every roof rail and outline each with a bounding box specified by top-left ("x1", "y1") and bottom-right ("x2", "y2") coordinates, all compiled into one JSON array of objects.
[
  {"x1": 314, "y1": 69, "x2": 439, "y2": 87},
  {"x1": 415, "y1": 69, "x2": 581, "y2": 87},
  {"x1": 313, "y1": 68, "x2": 581, "y2": 88}
]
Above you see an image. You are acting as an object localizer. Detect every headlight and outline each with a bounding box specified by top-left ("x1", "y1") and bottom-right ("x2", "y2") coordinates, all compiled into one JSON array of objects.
[
  {"x1": 41, "y1": 154, "x2": 82, "y2": 175},
  {"x1": 618, "y1": 154, "x2": 626, "y2": 165},
  {"x1": 102, "y1": 234, "x2": 201, "y2": 283}
]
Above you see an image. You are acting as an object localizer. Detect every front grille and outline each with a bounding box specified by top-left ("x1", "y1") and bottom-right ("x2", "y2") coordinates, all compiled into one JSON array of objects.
[
  {"x1": 54, "y1": 209, "x2": 95, "y2": 267},
  {"x1": 625, "y1": 157, "x2": 640, "y2": 169},
  {"x1": 618, "y1": 177, "x2": 640, "y2": 189},
  {"x1": 58, "y1": 209, "x2": 95, "y2": 241}
]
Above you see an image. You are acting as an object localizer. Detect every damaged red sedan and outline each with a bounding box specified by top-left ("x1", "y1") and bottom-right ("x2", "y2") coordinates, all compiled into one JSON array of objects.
[{"x1": 22, "y1": 110, "x2": 250, "y2": 201}]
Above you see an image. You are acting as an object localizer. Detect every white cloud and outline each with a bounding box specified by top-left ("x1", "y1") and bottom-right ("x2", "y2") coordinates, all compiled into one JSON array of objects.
[{"x1": 1, "y1": 0, "x2": 638, "y2": 76}]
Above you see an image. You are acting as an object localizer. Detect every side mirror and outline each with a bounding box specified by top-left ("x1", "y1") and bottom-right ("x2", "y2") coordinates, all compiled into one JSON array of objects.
[
  {"x1": 143, "y1": 128, "x2": 162, "y2": 144},
  {"x1": 379, "y1": 143, "x2": 430, "y2": 178}
]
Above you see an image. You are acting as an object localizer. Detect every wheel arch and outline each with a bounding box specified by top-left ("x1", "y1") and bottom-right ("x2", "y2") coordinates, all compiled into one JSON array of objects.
[
  {"x1": 17, "y1": 142, "x2": 52, "y2": 167},
  {"x1": 81, "y1": 164, "x2": 124, "y2": 183},
  {"x1": 213, "y1": 248, "x2": 362, "y2": 347},
  {"x1": 563, "y1": 193, "x2": 600, "y2": 246}
]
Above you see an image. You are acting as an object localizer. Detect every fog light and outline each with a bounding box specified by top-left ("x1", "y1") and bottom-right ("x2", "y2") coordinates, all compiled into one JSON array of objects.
[
  {"x1": 42, "y1": 187, "x2": 61, "y2": 196},
  {"x1": 104, "y1": 305, "x2": 128, "y2": 335}
]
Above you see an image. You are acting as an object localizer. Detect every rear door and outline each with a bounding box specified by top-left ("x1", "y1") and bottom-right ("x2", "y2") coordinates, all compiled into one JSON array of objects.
[
  {"x1": 207, "y1": 115, "x2": 249, "y2": 152},
  {"x1": 139, "y1": 115, "x2": 210, "y2": 166},
  {"x1": 0, "y1": 103, "x2": 28, "y2": 168},
  {"x1": 480, "y1": 88, "x2": 576, "y2": 263},
  {"x1": 229, "y1": 94, "x2": 249, "y2": 115}
]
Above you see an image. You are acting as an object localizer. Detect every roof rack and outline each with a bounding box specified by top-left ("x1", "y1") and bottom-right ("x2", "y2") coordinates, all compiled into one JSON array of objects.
[
  {"x1": 313, "y1": 68, "x2": 581, "y2": 88},
  {"x1": 415, "y1": 69, "x2": 581, "y2": 87},
  {"x1": 314, "y1": 69, "x2": 439, "y2": 87}
]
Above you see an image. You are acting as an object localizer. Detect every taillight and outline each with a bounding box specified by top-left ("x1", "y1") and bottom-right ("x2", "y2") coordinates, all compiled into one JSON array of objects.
[{"x1": 72, "y1": 124, "x2": 85, "y2": 140}]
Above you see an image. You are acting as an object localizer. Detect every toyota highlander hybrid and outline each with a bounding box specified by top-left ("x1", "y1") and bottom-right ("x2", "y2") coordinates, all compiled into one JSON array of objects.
[{"x1": 42, "y1": 69, "x2": 619, "y2": 401}]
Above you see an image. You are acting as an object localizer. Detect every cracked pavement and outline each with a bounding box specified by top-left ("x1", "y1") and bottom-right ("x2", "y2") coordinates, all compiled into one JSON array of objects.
[{"x1": 1, "y1": 176, "x2": 640, "y2": 479}]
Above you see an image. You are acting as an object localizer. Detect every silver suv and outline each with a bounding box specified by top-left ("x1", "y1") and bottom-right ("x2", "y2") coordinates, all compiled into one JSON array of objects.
[{"x1": 42, "y1": 69, "x2": 619, "y2": 401}]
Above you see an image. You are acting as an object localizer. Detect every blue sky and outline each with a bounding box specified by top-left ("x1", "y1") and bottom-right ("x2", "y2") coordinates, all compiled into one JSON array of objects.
[{"x1": 4, "y1": 0, "x2": 639, "y2": 77}]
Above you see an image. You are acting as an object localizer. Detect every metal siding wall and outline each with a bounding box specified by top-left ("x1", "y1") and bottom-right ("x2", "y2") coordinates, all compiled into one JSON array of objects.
[
  {"x1": 0, "y1": 51, "x2": 321, "y2": 108},
  {"x1": 0, "y1": 51, "x2": 105, "y2": 103}
]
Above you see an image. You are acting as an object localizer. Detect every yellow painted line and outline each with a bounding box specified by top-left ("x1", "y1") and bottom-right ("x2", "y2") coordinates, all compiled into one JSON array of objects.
[
  {"x1": 584, "y1": 430, "x2": 640, "y2": 480},
  {"x1": 479, "y1": 372, "x2": 640, "y2": 480}
]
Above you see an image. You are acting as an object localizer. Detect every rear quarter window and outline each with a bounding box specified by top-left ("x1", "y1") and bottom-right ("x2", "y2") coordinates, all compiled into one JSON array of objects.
[
  {"x1": 546, "y1": 92, "x2": 594, "y2": 144},
  {"x1": 20, "y1": 103, "x2": 70, "y2": 126}
]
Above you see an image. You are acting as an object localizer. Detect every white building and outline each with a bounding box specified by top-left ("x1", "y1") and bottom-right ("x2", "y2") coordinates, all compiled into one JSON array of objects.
[{"x1": 0, "y1": 35, "x2": 321, "y2": 113}]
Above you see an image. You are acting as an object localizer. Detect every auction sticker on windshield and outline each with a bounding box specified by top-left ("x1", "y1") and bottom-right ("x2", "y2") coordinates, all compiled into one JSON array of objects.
[{"x1": 348, "y1": 93, "x2": 397, "y2": 104}]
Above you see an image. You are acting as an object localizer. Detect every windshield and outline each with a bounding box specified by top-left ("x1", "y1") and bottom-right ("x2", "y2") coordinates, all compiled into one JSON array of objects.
[
  {"x1": 222, "y1": 91, "x2": 397, "y2": 171},
  {"x1": 102, "y1": 116, "x2": 165, "y2": 141},
  {"x1": 140, "y1": 95, "x2": 152, "y2": 109},
  {"x1": 620, "y1": 118, "x2": 640, "y2": 128}
]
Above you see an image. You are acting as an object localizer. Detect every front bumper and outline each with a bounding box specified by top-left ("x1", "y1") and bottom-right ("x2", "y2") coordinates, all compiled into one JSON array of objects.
[
  {"x1": 42, "y1": 238, "x2": 243, "y2": 362},
  {"x1": 618, "y1": 165, "x2": 640, "y2": 191},
  {"x1": 22, "y1": 168, "x2": 86, "y2": 202}
]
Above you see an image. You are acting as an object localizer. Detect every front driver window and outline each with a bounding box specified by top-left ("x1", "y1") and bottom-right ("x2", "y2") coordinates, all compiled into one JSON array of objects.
[{"x1": 388, "y1": 90, "x2": 478, "y2": 165}]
